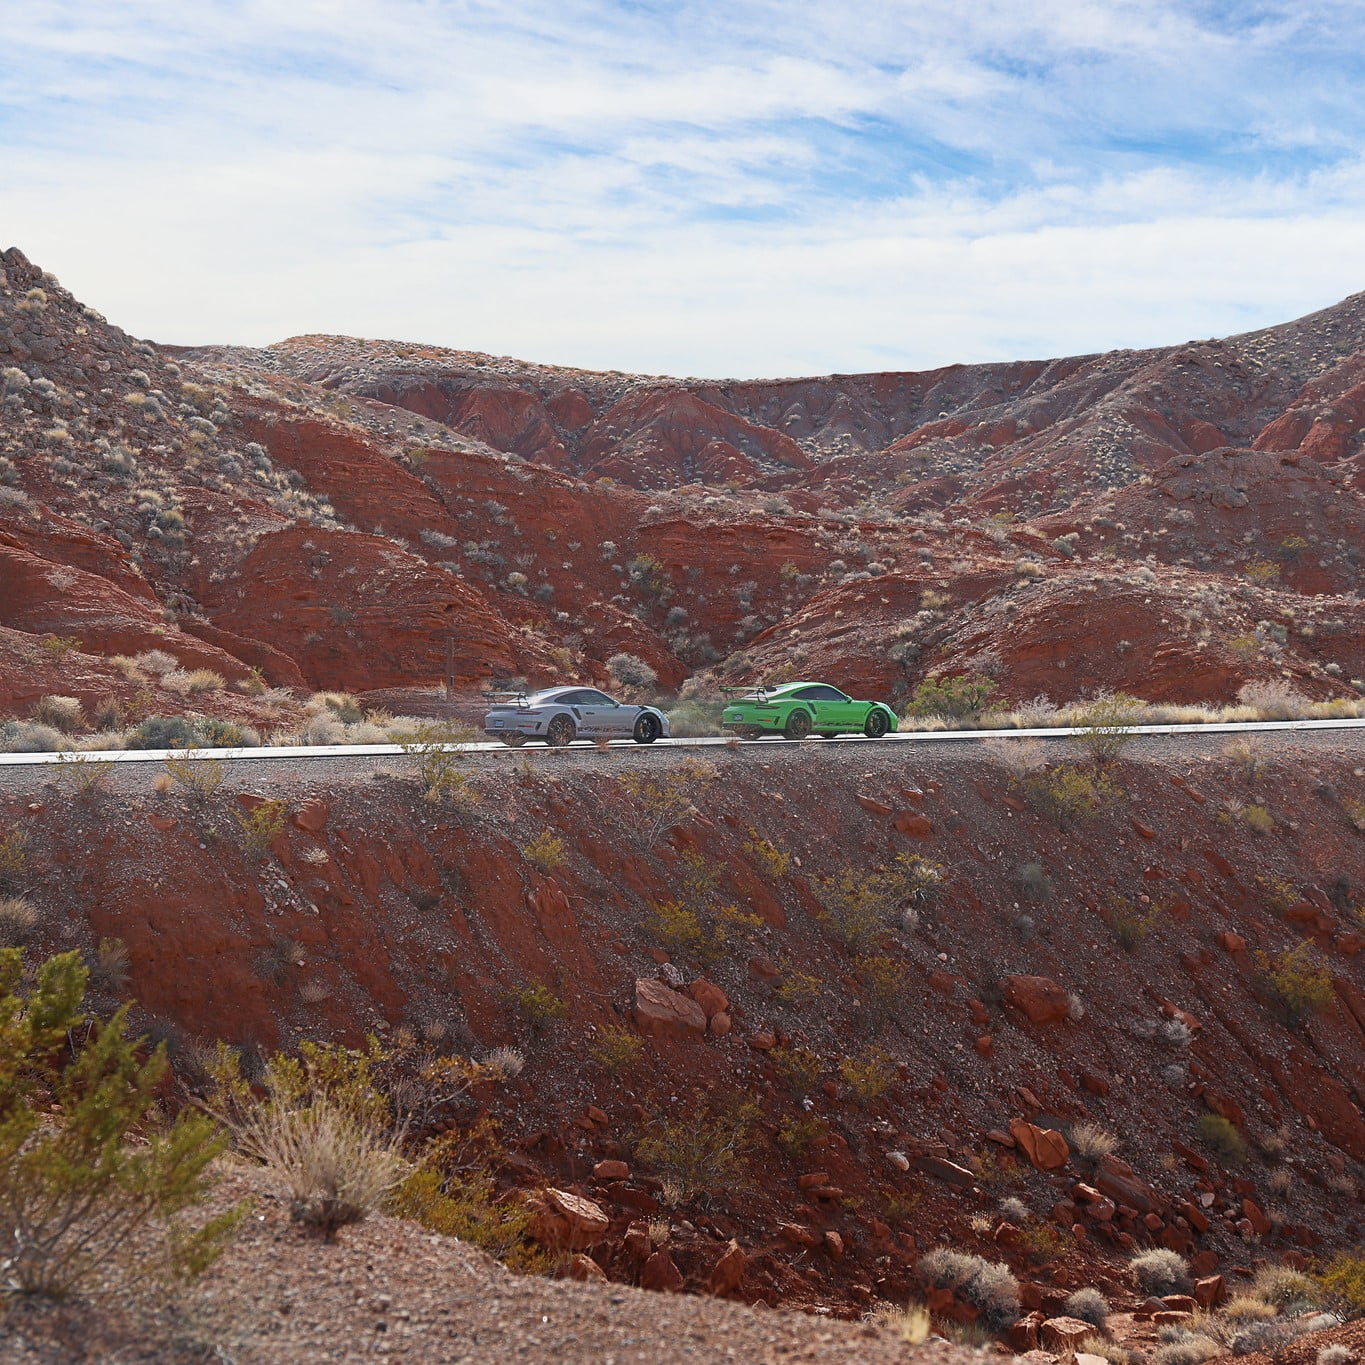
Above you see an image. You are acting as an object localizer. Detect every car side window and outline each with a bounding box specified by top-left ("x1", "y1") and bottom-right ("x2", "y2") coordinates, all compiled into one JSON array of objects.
[
  {"x1": 560, "y1": 690, "x2": 593, "y2": 705},
  {"x1": 796, "y1": 685, "x2": 845, "y2": 701},
  {"x1": 579, "y1": 690, "x2": 614, "y2": 705}
]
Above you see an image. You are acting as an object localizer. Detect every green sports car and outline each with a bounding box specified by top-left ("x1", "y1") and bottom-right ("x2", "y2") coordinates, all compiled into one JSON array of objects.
[{"x1": 720, "y1": 682, "x2": 898, "y2": 740}]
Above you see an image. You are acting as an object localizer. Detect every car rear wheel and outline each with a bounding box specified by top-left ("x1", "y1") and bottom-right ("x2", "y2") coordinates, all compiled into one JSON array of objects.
[
  {"x1": 784, "y1": 709, "x2": 813, "y2": 740},
  {"x1": 633, "y1": 713, "x2": 660, "y2": 744},
  {"x1": 545, "y1": 715, "x2": 576, "y2": 747},
  {"x1": 500, "y1": 733, "x2": 527, "y2": 747},
  {"x1": 864, "y1": 710, "x2": 890, "y2": 738}
]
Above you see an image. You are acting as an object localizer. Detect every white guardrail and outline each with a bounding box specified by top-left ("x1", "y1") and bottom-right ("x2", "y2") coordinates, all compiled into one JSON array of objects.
[{"x1": 0, "y1": 716, "x2": 1362, "y2": 767}]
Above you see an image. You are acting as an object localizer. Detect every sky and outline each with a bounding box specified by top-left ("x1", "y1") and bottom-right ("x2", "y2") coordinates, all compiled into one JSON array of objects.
[{"x1": 3, "y1": 1, "x2": 1364, "y2": 377}]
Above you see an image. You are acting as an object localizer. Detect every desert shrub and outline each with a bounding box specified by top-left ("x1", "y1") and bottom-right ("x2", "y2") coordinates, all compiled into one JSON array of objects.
[
  {"x1": 664, "y1": 698, "x2": 724, "y2": 737},
  {"x1": 0, "y1": 949, "x2": 241, "y2": 1296},
  {"x1": 1251, "y1": 1263, "x2": 1324, "y2": 1310},
  {"x1": 1065, "y1": 1287, "x2": 1110, "y2": 1328},
  {"x1": 1196, "y1": 1113, "x2": 1248, "y2": 1165},
  {"x1": 87, "y1": 936, "x2": 131, "y2": 994},
  {"x1": 208, "y1": 1039, "x2": 404, "y2": 1242},
  {"x1": 38, "y1": 634, "x2": 82, "y2": 663},
  {"x1": 903, "y1": 673, "x2": 997, "y2": 722},
  {"x1": 1316, "y1": 1249, "x2": 1365, "y2": 1316},
  {"x1": 866, "y1": 1302, "x2": 931, "y2": 1345},
  {"x1": 816, "y1": 853, "x2": 944, "y2": 952},
  {"x1": 1255, "y1": 941, "x2": 1335, "y2": 1027},
  {"x1": 776, "y1": 1114, "x2": 827, "y2": 1159},
  {"x1": 606, "y1": 652, "x2": 657, "y2": 692},
  {"x1": 54, "y1": 752, "x2": 115, "y2": 800},
  {"x1": 481, "y1": 1046, "x2": 525, "y2": 1080},
  {"x1": 162, "y1": 668, "x2": 224, "y2": 697},
  {"x1": 919, "y1": 1247, "x2": 1020, "y2": 1328},
  {"x1": 236, "y1": 799, "x2": 286, "y2": 860},
  {"x1": 198, "y1": 718, "x2": 254, "y2": 748},
  {"x1": 839, "y1": 1047, "x2": 896, "y2": 1104},
  {"x1": 310, "y1": 691, "x2": 364, "y2": 724},
  {"x1": 1014, "y1": 860, "x2": 1053, "y2": 901},
  {"x1": 392, "y1": 1123, "x2": 545, "y2": 1272},
  {"x1": 774, "y1": 964, "x2": 823, "y2": 1005},
  {"x1": 854, "y1": 953, "x2": 908, "y2": 1025},
  {"x1": 163, "y1": 749, "x2": 225, "y2": 804},
  {"x1": 1, "y1": 720, "x2": 65, "y2": 753},
  {"x1": 520, "y1": 831, "x2": 566, "y2": 874},
  {"x1": 30, "y1": 695, "x2": 86, "y2": 734},
  {"x1": 771, "y1": 1045, "x2": 826, "y2": 1098},
  {"x1": 131, "y1": 714, "x2": 196, "y2": 749},
  {"x1": 590, "y1": 1025, "x2": 644, "y2": 1072},
  {"x1": 1106, "y1": 893, "x2": 1166, "y2": 951},
  {"x1": 1238, "y1": 679, "x2": 1310, "y2": 720},
  {"x1": 1016, "y1": 763, "x2": 1119, "y2": 827},
  {"x1": 998, "y1": 1195, "x2": 1029, "y2": 1223},
  {"x1": 1068, "y1": 1121, "x2": 1119, "y2": 1165},
  {"x1": 510, "y1": 982, "x2": 566, "y2": 1034},
  {"x1": 1317, "y1": 1347, "x2": 1354, "y2": 1365},
  {"x1": 617, "y1": 757, "x2": 718, "y2": 849},
  {"x1": 1072, "y1": 691, "x2": 1143, "y2": 764},
  {"x1": 1153, "y1": 1338, "x2": 1221, "y2": 1365},
  {"x1": 1131, "y1": 1247, "x2": 1192, "y2": 1295},
  {"x1": 633, "y1": 1093, "x2": 759, "y2": 1202},
  {"x1": 0, "y1": 829, "x2": 29, "y2": 891},
  {"x1": 0, "y1": 896, "x2": 40, "y2": 947},
  {"x1": 743, "y1": 828, "x2": 791, "y2": 878},
  {"x1": 395, "y1": 720, "x2": 478, "y2": 805}
]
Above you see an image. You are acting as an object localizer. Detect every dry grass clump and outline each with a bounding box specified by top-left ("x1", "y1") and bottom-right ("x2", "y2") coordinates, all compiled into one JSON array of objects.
[
  {"x1": 1, "y1": 720, "x2": 65, "y2": 753},
  {"x1": 30, "y1": 695, "x2": 86, "y2": 733},
  {"x1": 1152, "y1": 1335, "x2": 1222, "y2": 1365},
  {"x1": 239, "y1": 1099, "x2": 405, "y2": 1241},
  {"x1": 161, "y1": 667, "x2": 225, "y2": 697},
  {"x1": 0, "y1": 895, "x2": 40, "y2": 946},
  {"x1": 1069, "y1": 1121, "x2": 1119, "y2": 1164},
  {"x1": 1250, "y1": 1264, "x2": 1324, "y2": 1310},
  {"x1": 134, "y1": 649, "x2": 179, "y2": 676},
  {"x1": 481, "y1": 1046, "x2": 525, "y2": 1080},
  {"x1": 866, "y1": 1302, "x2": 931, "y2": 1344},
  {"x1": 1131, "y1": 1248, "x2": 1191, "y2": 1295}
]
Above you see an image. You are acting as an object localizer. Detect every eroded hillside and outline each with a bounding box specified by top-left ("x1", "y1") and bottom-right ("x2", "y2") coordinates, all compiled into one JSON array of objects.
[
  {"x1": 3, "y1": 244, "x2": 1365, "y2": 732},
  {"x1": 1, "y1": 732, "x2": 1362, "y2": 1334}
]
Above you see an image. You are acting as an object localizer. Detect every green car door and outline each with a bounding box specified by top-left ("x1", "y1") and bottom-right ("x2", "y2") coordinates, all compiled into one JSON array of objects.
[{"x1": 789, "y1": 683, "x2": 863, "y2": 734}]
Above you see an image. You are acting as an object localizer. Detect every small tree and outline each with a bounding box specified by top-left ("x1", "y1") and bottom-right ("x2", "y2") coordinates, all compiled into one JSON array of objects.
[{"x1": 0, "y1": 950, "x2": 241, "y2": 1297}]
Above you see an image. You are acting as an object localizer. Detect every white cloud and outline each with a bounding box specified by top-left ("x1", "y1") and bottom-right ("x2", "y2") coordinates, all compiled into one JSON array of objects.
[{"x1": 2, "y1": 1, "x2": 1364, "y2": 375}]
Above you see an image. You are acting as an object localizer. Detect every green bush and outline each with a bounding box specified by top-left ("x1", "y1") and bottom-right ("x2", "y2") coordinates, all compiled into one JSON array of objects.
[
  {"x1": 1196, "y1": 1113, "x2": 1248, "y2": 1165},
  {"x1": 1016, "y1": 764, "x2": 1120, "y2": 827},
  {"x1": 131, "y1": 714, "x2": 197, "y2": 749},
  {"x1": 1255, "y1": 941, "x2": 1335, "y2": 1027},
  {"x1": 0, "y1": 949, "x2": 241, "y2": 1296},
  {"x1": 816, "y1": 854, "x2": 944, "y2": 952},
  {"x1": 903, "y1": 674, "x2": 998, "y2": 721}
]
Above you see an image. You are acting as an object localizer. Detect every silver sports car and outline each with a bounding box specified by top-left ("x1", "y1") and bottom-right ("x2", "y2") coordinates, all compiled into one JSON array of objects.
[{"x1": 483, "y1": 687, "x2": 671, "y2": 747}]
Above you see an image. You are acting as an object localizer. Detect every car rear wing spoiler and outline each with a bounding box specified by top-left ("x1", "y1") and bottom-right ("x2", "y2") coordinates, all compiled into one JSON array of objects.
[
  {"x1": 481, "y1": 690, "x2": 530, "y2": 708},
  {"x1": 721, "y1": 684, "x2": 771, "y2": 702}
]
